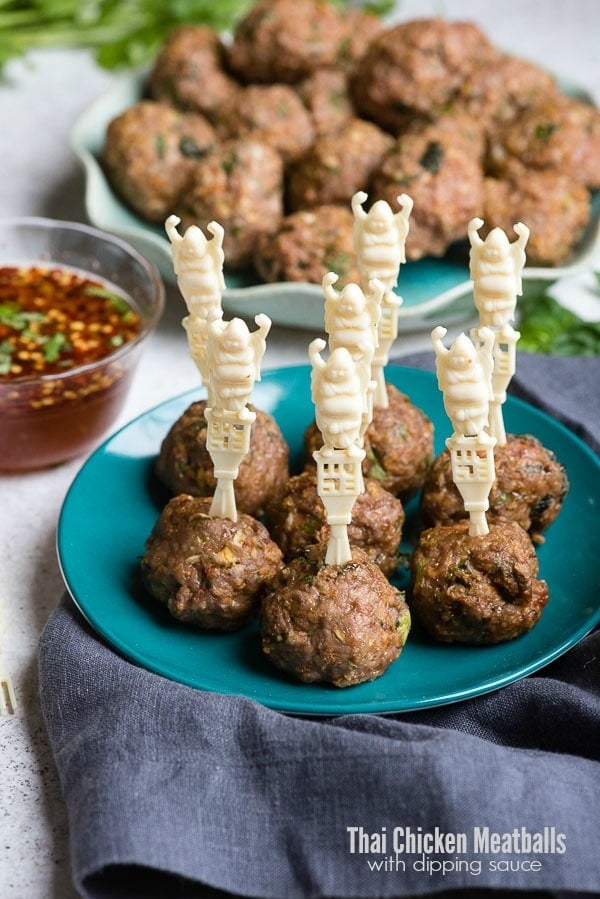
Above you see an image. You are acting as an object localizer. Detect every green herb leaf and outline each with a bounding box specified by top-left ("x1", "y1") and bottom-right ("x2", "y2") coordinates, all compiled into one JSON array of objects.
[
  {"x1": 517, "y1": 282, "x2": 600, "y2": 356},
  {"x1": 0, "y1": 339, "x2": 13, "y2": 374},
  {"x1": 0, "y1": 302, "x2": 46, "y2": 330},
  {"x1": 43, "y1": 332, "x2": 69, "y2": 362},
  {"x1": 0, "y1": 1, "x2": 385, "y2": 71}
]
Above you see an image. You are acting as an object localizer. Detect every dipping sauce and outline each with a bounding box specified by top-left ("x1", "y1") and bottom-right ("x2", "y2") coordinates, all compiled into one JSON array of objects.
[
  {"x1": 0, "y1": 265, "x2": 141, "y2": 378},
  {"x1": 0, "y1": 264, "x2": 145, "y2": 471}
]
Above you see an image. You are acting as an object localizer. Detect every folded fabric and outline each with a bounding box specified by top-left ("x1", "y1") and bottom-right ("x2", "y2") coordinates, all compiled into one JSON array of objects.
[{"x1": 39, "y1": 352, "x2": 600, "y2": 899}]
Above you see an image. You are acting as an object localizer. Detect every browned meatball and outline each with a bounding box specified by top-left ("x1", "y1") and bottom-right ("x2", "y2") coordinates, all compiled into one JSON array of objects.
[
  {"x1": 156, "y1": 400, "x2": 289, "y2": 518},
  {"x1": 457, "y1": 54, "x2": 557, "y2": 137},
  {"x1": 483, "y1": 161, "x2": 591, "y2": 266},
  {"x1": 148, "y1": 25, "x2": 240, "y2": 121},
  {"x1": 421, "y1": 433, "x2": 569, "y2": 544},
  {"x1": 351, "y1": 17, "x2": 497, "y2": 132},
  {"x1": 254, "y1": 205, "x2": 360, "y2": 287},
  {"x1": 103, "y1": 101, "x2": 216, "y2": 223},
  {"x1": 176, "y1": 138, "x2": 283, "y2": 268},
  {"x1": 305, "y1": 383, "x2": 433, "y2": 498},
  {"x1": 296, "y1": 68, "x2": 354, "y2": 137},
  {"x1": 371, "y1": 113, "x2": 485, "y2": 259},
  {"x1": 287, "y1": 117, "x2": 393, "y2": 210},
  {"x1": 411, "y1": 519, "x2": 548, "y2": 644},
  {"x1": 227, "y1": 0, "x2": 347, "y2": 84},
  {"x1": 264, "y1": 471, "x2": 404, "y2": 576},
  {"x1": 261, "y1": 546, "x2": 411, "y2": 687},
  {"x1": 215, "y1": 84, "x2": 315, "y2": 165},
  {"x1": 141, "y1": 495, "x2": 283, "y2": 631},
  {"x1": 489, "y1": 94, "x2": 600, "y2": 190}
]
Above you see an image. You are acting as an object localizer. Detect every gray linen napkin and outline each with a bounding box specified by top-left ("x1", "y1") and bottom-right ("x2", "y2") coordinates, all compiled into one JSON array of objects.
[{"x1": 40, "y1": 353, "x2": 600, "y2": 899}]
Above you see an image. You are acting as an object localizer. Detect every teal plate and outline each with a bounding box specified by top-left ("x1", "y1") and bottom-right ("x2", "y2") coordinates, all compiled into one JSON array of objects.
[
  {"x1": 57, "y1": 365, "x2": 600, "y2": 715},
  {"x1": 70, "y1": 70, "x2": 600, "y2": 332}
]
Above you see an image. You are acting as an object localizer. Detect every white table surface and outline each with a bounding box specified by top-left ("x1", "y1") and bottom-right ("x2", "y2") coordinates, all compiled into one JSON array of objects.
[{"x1": 0, "y1": 2, "x2": 599, "y2": 897}]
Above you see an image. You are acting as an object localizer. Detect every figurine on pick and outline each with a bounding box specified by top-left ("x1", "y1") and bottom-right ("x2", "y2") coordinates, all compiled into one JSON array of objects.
[
  {"x1": 468, "y1": 216, "x2": 529, "y2": 445},
  {"x1": 165, "y1": 214, "x2": 225, "y2": 319},
  {"x1": 322, "y1": 271, "x2": 381, "y2": 440},
  {"x1": 165, "y1": 214, "x2": 226, "y2": 404},
  {"x1": 421, "y1": 217, "x2": 568, "y2": 544},
  {"x1": 260, "y1": 335, "x2": 410, "y2": 688},
  {"x1": 351, "y1": 190, "x2": 413, "y2": 408},
  {"x1": 409, "y1": 322, "x2": 549, "y2": 646},
  {"x1": 141, "y1": 224, "x2": 283, "y2": 633},
  {"x1": 205, "y1": 314, "x2": 271, "y2": 521},
  {"x1": 309, "y1": 337, "x2": 366, "y2": 566},
  {"x1": 431, "y1": 325, "x2": 495, "y2": 537}
]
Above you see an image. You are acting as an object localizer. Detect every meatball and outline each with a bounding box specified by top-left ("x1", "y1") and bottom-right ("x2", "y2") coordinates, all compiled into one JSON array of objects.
[
  {"x1": 215, "y1": 84, "x2": 315, "y2": 165},
  {"x1": 351, "y1": 17, "x2": 497, "y2": 132},
  {"x1": 254, "y1": 205, "x2": 360, "y2": 287},
  {"x1": 371, "y1": 113, "x2": 485, "y2": 259},
  {"x1": 421, "y1": 433, "x2": 569, "y2": 544},
  {"x1": 264, "y1": 471, "x2": 404, "y2": 576},
  {"x1": 411, "y1": 519, "x2": 548, "y2": 644},
  {"x1": 141, "y1": 495, "x2": 283, "y2": 631},
  {"x1": 103, "y1": 101, "x2": 216, "y2": 223},
  {"x1": 286, "y1": 117, "x2": 393, "y2": 211},
  {"x1": 176, "y1": 138, "x2": 283, "y2": 268},
  {"x1": 148, "y1": 25, "x2": 240, "y2": 122},
  {"x1": 305, "y1": 383, "x2": 434, "y2": 498},
  {"x1": 156, "y1": 400, "x2": 289, "y2": 518},
  {"x1": 261, "y1": 546, "x2": 411, "y2": 687},
  {"x1": 489, "y1": 94, "x2": 600, "y2": 190},
  {"x1": 483, "y1": 161, "x2": 590, "y2": 266},
  {"x1": 226, "y1": 0, "x2": 346, "y2": 84},
  {"x1": 457, "y1": 54, "x2": 556, "y2": 138},
  {"x1": 296, "y1": 68, "x2": 355, "y2": 137}
]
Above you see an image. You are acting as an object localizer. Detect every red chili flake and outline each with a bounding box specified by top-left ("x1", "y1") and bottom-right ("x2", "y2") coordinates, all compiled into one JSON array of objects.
[{"x1": 0, "y1": 265, "x2": 141, "y2": 380}]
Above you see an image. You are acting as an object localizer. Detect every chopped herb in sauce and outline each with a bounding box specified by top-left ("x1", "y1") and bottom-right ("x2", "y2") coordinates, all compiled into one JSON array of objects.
[{"x1": 0, "y1": 265, "x2": 141, "y2": 379}]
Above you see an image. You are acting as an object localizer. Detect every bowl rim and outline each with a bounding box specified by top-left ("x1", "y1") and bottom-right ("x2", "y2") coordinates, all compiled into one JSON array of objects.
[{"x1": 0, "y1": 215, "x2": 165, "y2": 386}]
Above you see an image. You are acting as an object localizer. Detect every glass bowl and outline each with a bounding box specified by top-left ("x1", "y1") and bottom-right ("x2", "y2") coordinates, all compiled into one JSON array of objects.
[{"x1": 0, "y1": 217, "x2": 164, "y2": 471}]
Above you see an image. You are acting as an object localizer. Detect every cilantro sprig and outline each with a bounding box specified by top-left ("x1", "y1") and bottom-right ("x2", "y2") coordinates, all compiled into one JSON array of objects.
[
  {"x1": 0, "y1": 0, "x2": 393, "y2": 71},
  {"x1": 517, "y1": 280, "x2": 600, "y2": 356}
]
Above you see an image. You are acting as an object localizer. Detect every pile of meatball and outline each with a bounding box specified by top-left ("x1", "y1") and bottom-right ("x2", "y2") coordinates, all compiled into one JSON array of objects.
[
  {"x1": 140, "y1": 367, "x2": 569, "y2": 687},
  {"x1": 104, "y1": 0, "x2": 600, "y2": 282}
]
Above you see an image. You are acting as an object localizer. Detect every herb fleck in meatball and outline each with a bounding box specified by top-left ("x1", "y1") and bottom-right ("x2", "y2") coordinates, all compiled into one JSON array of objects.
[
  {"x1": 215, "y1": 84, "x2": 315, "y2": 165},
  {"x1": 148, "y1": 25, "x2": 240, "y2": 122},
  {"x1": 141, "y1": 495, "x2": 283, "y2": 631},
  {"x1": 456, "y1": 54, "x2": 556, "y2": 138},
  {"x1": 264, "y1": 471, "x2": 404, "y2": 576},
  {"x1": 156, "y1": 400, "x2": 289, "y2": 518},
  {"x1": 371, "y1": 113, "x2": 485, "y2": 260},
  {"x1": 261, "y1": 546, "x2": 411, "y2": 687},
  {"x1": 227, "y1": 0, "x2": 347, "y2": 84},
  {"x1": 287, "y1": 117, "x2": 393, "y2": 211},
  {"x1": 351, "y1": 17, "x2": 497, "y2": 132},
  {"x1": 103, "y1": 101, "x2": 216, "y2": 223},
  {"x1": 489, "y1": 94, "x2": 600, "y2": 191},
  {"x1": 176, "y1": 138, "x2": 283, "y2": 269},
  {"x1": 296, "y1": 68, "x2": 354, "y2": 138},
  {"x1": 254, "y1": 205, "x2": 360, "y2": 287},
  {"x1": 305, "y1": 383, "x2": 433, "y2": 499},
  {"x1": 421, "y1": 433, "x2": 569, "y2": 544},
  {"x1": 483, "y1": 161, "x2": 591, "y2": 266},
  {"x1": 411, "y1": 519, "x2": 548, "y2": 644}
]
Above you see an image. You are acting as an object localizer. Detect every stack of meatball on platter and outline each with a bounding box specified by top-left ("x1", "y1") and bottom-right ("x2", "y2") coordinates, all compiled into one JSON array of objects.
[
  {"x1": 103, "y1": 0, "x2": 599, "y2": 293},
  {"x1": 139, "y1": 180, "x2": 570, "y2": 696}
]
